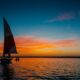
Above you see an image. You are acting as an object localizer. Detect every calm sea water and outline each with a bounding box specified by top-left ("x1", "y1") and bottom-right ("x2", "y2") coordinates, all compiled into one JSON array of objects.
[{"x1": 0, "y1": 58, "x2": 80, "y2": 80}]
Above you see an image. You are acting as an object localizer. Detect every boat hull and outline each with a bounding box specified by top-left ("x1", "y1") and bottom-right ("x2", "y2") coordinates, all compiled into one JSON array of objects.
[{"x1": 0, "y1": 58, "x2": 12, "y2": 64}]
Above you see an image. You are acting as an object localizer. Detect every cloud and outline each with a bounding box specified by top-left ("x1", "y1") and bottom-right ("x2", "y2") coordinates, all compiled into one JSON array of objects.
[
  {"x1": 14, "y1": 36, "x2": 56, "y2": 53},
  {"x1": 53, "y1": 39, "x2": 77, "y2": 47},
  {"x1": 0, "y1": 36, "x2": 79, "y2": 56},
  {"x1": 47, "y1": 12, "x2": 75, "y2": 22},
  {"x1": 15, "y1": 36, "x2": 78, "y2": 51}
]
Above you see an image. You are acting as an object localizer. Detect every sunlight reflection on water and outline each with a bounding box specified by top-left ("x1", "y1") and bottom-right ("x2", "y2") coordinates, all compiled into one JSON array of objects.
[{"x1": 0, "y1": 58, "x2": 80, "y2": 80}]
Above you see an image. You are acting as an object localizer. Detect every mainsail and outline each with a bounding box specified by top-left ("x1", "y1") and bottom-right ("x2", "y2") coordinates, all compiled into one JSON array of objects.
[{"x1": 3, "y1": 18, "x2": 17, "y2": 57}]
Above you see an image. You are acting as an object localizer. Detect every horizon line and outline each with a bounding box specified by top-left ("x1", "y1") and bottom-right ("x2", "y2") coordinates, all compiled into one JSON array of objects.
[{"x1": 0, "y1": 56, "x2": 80, "y2": 58}]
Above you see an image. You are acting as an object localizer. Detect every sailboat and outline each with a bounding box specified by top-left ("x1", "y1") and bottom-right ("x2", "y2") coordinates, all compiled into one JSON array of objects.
[{"x1": 1, "y1": 18, "x2": 17, "y2": 64}]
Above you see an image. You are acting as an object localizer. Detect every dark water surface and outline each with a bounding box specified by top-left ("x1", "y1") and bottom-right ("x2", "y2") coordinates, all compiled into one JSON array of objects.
[{"x1": 0, "y1": 58, "x2": 80, "y2": 80}]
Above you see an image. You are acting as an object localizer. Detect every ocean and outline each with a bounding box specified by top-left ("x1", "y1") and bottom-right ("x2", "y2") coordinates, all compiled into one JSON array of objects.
[{"x1": 0, "y1": 58, "x2": 80, "y2": 80}]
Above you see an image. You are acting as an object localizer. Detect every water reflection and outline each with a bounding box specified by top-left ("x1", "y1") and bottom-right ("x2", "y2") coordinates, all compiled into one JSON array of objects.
[
  {"x1": 1, "y1": 63, "x2": 14, "y2": 80},
  {"x1": 0, "y1": 58, "x2": 80, "y2": 80},
  {"x1": 13, "y1": 58, "x2": 80, "y2": 79}
]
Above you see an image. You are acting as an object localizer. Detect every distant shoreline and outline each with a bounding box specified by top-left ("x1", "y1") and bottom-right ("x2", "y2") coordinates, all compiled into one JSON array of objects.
[{"x1": 0, "y1": 56, "x2": 80, "y2": 58}]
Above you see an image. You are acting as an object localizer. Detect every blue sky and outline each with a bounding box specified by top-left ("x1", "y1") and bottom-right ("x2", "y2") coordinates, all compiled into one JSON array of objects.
[
  {"x1": 0, "y1": 0, "x2": 80, "y2": 40},
  {"x1": 0, "y1": 0, "x2": 80, "y2": 56}
]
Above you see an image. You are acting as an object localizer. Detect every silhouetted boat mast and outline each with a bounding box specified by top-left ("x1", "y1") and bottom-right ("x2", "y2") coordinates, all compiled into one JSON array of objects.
[
  {"x1": 3, "y1": 18, "x2": 17, "y2": 57},
  {"x1": 0, "y1": 17, "x2": 17, "y2": 64}
]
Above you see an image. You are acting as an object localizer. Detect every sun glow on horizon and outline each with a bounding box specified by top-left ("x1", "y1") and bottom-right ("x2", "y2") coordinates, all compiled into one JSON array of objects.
[{"x1": 0, "y1": 35, "x2": 80, "y2": 56}]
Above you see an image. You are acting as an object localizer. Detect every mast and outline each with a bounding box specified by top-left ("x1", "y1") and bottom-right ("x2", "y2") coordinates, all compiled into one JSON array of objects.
[{"x1": 3, "y1": 18, "x2": 17, "y2": 57}]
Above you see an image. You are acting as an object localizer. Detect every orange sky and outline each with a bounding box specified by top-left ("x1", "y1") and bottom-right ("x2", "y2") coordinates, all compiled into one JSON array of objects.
[{"x1": 0, "y1": 36, "x2": 80, "y2": 56}]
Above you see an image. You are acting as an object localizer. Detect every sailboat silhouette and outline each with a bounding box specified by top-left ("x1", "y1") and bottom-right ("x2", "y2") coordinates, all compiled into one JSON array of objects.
[{"x1": 1, "y1": 18, "x2": 17, "y2": 64}]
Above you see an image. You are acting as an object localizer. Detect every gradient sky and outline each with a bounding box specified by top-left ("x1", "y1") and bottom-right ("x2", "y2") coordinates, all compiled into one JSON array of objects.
[{"x1": 0, "y1": 0, "x2": 80, "y2": 56}]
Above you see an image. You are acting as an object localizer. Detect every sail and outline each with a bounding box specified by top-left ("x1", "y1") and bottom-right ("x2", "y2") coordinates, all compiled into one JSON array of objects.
[{"x1": 3, "y1": 18, "x2": 17, "y2": 55}]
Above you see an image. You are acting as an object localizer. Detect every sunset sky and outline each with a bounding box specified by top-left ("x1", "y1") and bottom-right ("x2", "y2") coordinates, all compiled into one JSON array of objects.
[{"x1": 0, "y1": 0, "x2": 80, "y2": 56}]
